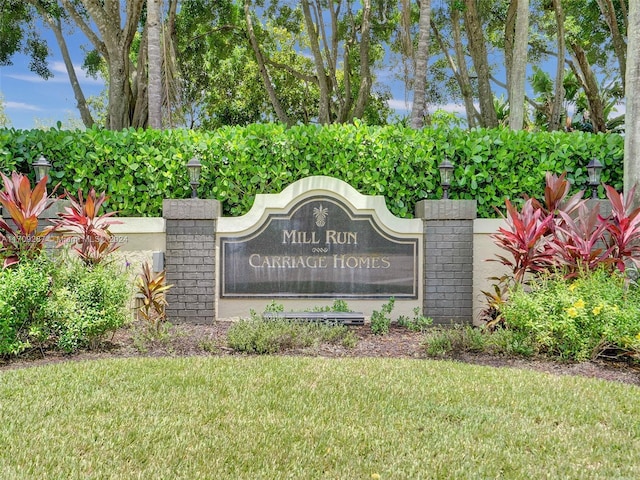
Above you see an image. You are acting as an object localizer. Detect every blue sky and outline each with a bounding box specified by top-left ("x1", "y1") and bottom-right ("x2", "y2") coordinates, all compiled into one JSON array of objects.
[{"x1": 0, "y1": 27, "x2": 106, "y2": 129}]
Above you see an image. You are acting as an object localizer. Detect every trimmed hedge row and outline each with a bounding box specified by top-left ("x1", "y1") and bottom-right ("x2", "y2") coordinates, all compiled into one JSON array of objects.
[{"x1": 0, "y1": 124, "x2": 624, "y2": 218}]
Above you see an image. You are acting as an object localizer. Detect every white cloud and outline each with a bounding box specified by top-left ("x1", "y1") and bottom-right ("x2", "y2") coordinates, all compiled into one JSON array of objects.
[
  {"x1": 6, "y1": 101, "x2": 43, "y2": 111},
  {"x1": 5, "y1": 61, "x2": 103, "y2": 85},
  {"x1": 388, "y1": 98, "x2": 412, "y2": 111},
  {"x1": 4, "y1": 73, "x2": 48, "y2": 83},
  {"x1": 51, "y1": 61, "x2": 103, "y2": 85},
  {"x1": 433, "y1": 103, "x2": 469, "y2": 114},
  {"x1": 387, "y1": 100, "x2": 477, "y2": 114}
]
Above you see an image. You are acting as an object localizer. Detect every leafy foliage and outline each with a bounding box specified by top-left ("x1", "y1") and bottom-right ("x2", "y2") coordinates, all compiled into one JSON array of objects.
[
  {"x1": 0, "y1": 255, "x2": 52, "y2": 355},
  {"x1": 0, "y1": 125, "x2": 624, "y2": 218},
  {"x1": 486, "y1": 172, "x2": 640, "y2": 328},
  {"x1": 52, "y1": 188, "x2": 122, "y2": 265},
  {"x1": 371, "y1": 297, "x2": 395, "y2": 335},
  {"x1": 136, "y1": 262, "x2": 173, "y2": 334},
  {"x1": 602, "y1": 185, "x2": 640, "y2": 271},
  {"x1": 0, "y1": 171, "x2": 58, "y2": 267},
  {"x1": 502, "y1": 269, "x2": 640, "y2": 361},
  {"x1": 45, "y1": 258, "x2": 130, "y2": 352},
  {"x1": 0, "y1": 253, "x2": 131, "y2": 357},
  {"x1": 422, "y1": 325, "x2": 536, "y2": 358},
  {"x1": 397, "y1": 307, "x2": 433, "y2": 332},
  {"x1": 227, "y1": 317, "x2": 356, "y2": 354}
]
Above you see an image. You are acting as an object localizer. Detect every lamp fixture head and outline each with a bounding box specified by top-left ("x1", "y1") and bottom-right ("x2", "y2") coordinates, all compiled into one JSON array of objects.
[
  {"x1": 438, "y1": 159, "x2": 454, "y2": 199},
  {"x1": 586, "y1": 158, "x2": 603, "y2": 199},
  {"x1": 186, "y1": 157, "x2": 202, "y2": 198},
  {"x1": 33, "y1": 155, "x2": 52, "y2": 184}
]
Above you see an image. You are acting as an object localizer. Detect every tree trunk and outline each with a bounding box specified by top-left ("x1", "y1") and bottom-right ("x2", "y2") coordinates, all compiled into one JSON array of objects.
[
  {"x1": 244, "y1": 0, "x2": 291, "y2": 126},
  {"x1": 463, "y1": 0, "x2": 498, "y2": 128},
  {"x1": 410, "y1": 0, "x2": 431, "y2": 129},
  {"x1": 508, "y1": 0, "x2": 529, "y2": 130},
  {"x1": 549, "y1": 0, "x2": 566, "y2": 132},
  {"x1": 570, "y1": 42, "x2": 607, "y2": 133},
  {"x1": 503, "y1": 0, "x2": 517, "y2": 93},
  {"x1": 60, "y1": 0, "x2": 145, "y2": 130},
  {"x1": 449, "y1": 8, "x2": 480, "y2": 128},
  {"x1": 301, "y1": 0, "x2": 331, "y2": 124},
  {"x1": 46, "y1": 15, "x2": 95, "y2": 128},
  {"x1": 107, "y1": 54, "x2": 134, "y2": 130},
  {"x1": 625, "y1": 0, "x2": 640, "y2": 207},
  {"x1": 148, "y1": 0, "x2": 162, "y2": 129},
  {"x1": 596, "y1": 0, "x2": 627, "y2": 87},
  {"x1": 352, "y1": 0, "x2": 373, "y2": 119}
]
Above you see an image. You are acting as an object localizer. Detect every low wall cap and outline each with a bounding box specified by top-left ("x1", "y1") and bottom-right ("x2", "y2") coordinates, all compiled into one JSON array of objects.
[
  {"x1": 415, "y1": 199, "x2": 477, "y2": 220},
  {"x1": 163, "y1": 199, "x2": 221, "y2": 220}
]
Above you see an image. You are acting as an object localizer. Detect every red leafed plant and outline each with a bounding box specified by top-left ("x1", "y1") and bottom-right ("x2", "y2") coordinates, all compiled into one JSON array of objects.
[
  {"x1": 136, "y1": 262, "x2": 173, "y2": 334},
  {"x1": 52, "y1": 188, "x2": 122, "y2": 266},
  {"x1": 550, "y1": 203, "x2": 613, "y2": 276},
  {"x1": 601, "y1": 184, "x2": 640, "y2": 272},
  {"x1": 490, "y1": 198, "x2": 555, "y2": 284},
  {"x1": 0, "y1": 172, "x2": 59, "y2": 268}
]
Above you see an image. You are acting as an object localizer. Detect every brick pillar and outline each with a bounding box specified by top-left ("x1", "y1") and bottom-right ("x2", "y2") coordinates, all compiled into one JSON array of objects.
[
  {"x1": 415, "y1": 200, "x2": 477, "y2": 325},
  {"x1": 162, "y1": 199, "x2": 220, "y2": 324}
]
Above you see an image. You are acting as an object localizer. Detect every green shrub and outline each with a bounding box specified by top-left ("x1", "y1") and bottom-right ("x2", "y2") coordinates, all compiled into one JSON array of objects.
[
  {"x1": 501, "y1": 268, "x2": 640, "y2": 361},
  {"x1": 422, "y1": 329, "x2": 454, "y2": 356},
  {"x1": 397, "y1": 307, "x2": 433, "y2": 332},
  {"x1": 0, "y1": 256, "x2": 53, "y2": 355},
  {"x1": 370, "y1": 297, "x2": 395, "y2": 335},
  {"x1": 227, "y1": 317, "x2": 356, "y2": 354},
  {"x1": 46, "y1": 259, "x2": 131, "y2": 352},
  {"x1": 421, "y1": 324, "x2": 537, "y2": 358},
  {"x1": 0, "y1": 125, "x2": 624, "y2": 218}
]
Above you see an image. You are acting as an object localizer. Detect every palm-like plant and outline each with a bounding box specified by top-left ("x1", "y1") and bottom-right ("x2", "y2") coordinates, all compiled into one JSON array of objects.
[
  {"x1": 52, "y1": 189, "x2": 121, "y2": 265},
  {"x1": 0, "y1": 172, "x2": 58, "y2": 268},
  {"x1": 136, "y1": 262, "x2": 173, "y2": 334}
]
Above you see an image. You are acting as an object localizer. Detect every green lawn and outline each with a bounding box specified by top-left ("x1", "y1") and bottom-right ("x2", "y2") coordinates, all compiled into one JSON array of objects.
[{"x1": 1, "y1": 357, "x2": 639, "y2": 479}]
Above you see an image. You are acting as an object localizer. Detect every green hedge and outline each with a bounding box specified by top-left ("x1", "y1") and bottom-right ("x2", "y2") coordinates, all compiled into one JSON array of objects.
[{"x1": 0, "y1": 124, "x2": 624, "y2": 218}]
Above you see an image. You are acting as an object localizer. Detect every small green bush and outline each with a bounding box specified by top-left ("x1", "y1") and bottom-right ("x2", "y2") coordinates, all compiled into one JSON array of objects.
[
  {"x1": 227, "y1": 318, "x2": 356, "y2": 354},
  {"x1": 421, "y1": 325, "x2": 537, "y2": 358},
  {"x1": 397, "y1": 307, "x2": 433, "y2": 332},
  {"x1": 0, "y1": 256, "x2": 53, "y2": 355},
  {"x1": 370, "y1": 297, "x2": 395, "y2": 335},
  {"x1": 46, "y1": 259, "x2": 131, "y2": 352},
  {"x1": 502, "y1": 268, "x2": 640, "y2": 361}
]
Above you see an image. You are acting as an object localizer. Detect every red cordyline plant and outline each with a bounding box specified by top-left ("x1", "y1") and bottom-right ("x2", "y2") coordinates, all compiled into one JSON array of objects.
[
  {"x1": 601, "y1": 184, "x2": 640, "y2": 272},
  {"x1": 0, "y1": 172, "x2": 59, "y2": 268},
  {"x1": 484, "y1": 171, "x2": 640, "y2": 326},
  {"x1": 550, "y1": 203, "x2": 614, "y2": 277},
  {"x1": 51, "y1": 188, "x2": 122, "y2": 266},
  {"x1": 491, "y1": 198, "x2": 555, "y2": 284}
]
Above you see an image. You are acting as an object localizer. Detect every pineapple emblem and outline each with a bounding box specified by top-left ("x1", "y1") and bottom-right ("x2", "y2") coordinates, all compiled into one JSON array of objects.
[{"x1": 313, "y1": 204, "x2": 328, "y2": 227}]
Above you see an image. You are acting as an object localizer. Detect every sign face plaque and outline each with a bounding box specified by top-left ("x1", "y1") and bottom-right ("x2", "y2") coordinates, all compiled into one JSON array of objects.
[{"x1": 220, "y1": 196, "x2": 418, "y2": 298}]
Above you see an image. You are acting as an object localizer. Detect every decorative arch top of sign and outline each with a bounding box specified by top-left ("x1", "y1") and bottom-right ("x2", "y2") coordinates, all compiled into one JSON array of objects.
[{"x1": 217, "y1": 175, "x2": 422, "y2": 236}]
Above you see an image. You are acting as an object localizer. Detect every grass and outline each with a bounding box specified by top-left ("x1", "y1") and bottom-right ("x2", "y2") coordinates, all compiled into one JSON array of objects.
[{"x1": 1, "y1": 357, "x2": 639, "y2": 479}]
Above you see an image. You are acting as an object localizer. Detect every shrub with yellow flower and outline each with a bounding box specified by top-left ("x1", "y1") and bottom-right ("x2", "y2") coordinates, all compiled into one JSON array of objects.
[{"x1": 566, "y1": 307, "x2": 579, "y2": 318}]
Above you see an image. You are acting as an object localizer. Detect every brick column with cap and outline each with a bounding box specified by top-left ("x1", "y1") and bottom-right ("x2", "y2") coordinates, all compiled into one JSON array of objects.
[
  {"x1": 163, "y1": 199, "x2": 220, "y2": 323},
  {"x1": 415, "y1": 199, "x2": 477, "y2": 324}
]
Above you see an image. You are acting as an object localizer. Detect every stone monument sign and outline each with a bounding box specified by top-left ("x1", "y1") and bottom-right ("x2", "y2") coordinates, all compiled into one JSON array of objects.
[
  {"x1": 220, "y1": 195, "x2": 418, "y2": 298},
  {"x1": 216, "y1": 176, "x2": 423, "y2": 316}
]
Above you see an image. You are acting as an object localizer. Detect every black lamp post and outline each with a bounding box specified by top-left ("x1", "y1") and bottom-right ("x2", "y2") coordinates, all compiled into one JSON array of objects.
[
  {"x1": 186, "y1": 157, "x2": 202, "y2": 198},
  {"x1": 586, "y1": 158, "x2": 603, "y2": 199},
  {"x1": 33, "y1": 155, "x2": 52, "y2": 183},
  {"x1": 438, "y1": 159, "x2": 454, "y2": 199}
]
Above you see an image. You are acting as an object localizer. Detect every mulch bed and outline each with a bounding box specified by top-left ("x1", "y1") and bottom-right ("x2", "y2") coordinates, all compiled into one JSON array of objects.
[{"x1": 2, "y1": 321, "x2": 640, "y2": 387}]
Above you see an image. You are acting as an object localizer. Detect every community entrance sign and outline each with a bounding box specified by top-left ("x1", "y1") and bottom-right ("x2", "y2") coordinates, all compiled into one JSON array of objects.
[{"x1": 220, "y1": 195, "x2": 418, "y2": 298}]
